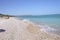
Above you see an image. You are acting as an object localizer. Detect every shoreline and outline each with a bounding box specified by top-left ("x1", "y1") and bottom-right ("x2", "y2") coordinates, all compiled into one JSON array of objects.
[
  {"x1": 20, "y1": 18, "x2": 60, "y2": 35},
  {"x1": 17, "y1": 17, "x2": 60, "y2": 36},
  {"x1": 0, "y1": 17, "x2": 60, "y2": 40}
]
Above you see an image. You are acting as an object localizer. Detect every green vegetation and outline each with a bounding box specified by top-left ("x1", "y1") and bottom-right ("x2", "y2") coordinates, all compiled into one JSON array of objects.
[
  {"x1": 0, "y1": 14, "x2": 8, "y2": 17},
  {"x1": 0, "y1": 13, "x2": 15, "y2": 19},
  {"x1": 0, "y1": 13, "x2": 14, "y2": 17}
]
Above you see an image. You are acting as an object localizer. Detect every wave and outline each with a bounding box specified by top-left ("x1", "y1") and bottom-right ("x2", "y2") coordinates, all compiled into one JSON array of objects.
[
  {"x1": 37, "y1": 24, "x2": 56, "y2": 33},
  {"x1": 22, "y1": 19, "x2": 56, "y2": 34},
  {"x1": 22, "y1": 19, "x2": 35, "y2": 24}
]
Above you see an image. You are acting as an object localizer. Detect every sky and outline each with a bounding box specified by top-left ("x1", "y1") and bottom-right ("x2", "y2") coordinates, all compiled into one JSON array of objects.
[{"x1": 0, "y1": 0, "x2": 60, "y2": 15}]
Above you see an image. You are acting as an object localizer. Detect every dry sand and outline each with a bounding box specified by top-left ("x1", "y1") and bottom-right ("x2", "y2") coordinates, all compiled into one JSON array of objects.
[{"x1": 0, "y1": 17, "x2": 60, "y2": 40}]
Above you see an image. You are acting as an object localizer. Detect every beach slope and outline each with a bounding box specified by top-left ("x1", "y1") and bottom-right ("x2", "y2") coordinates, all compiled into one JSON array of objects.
[{"x1": 0, "y1": 17, "x2": 60, "y2": 40}]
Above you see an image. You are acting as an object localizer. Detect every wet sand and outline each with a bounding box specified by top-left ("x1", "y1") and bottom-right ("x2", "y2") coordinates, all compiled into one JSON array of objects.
[{"x1": 0, "y1": 17, "x2": 60, "y2": 40}]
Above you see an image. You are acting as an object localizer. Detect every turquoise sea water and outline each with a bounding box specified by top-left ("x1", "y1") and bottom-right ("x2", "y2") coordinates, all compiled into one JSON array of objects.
[{"x1": 17, "y1": 14, "x2": 60, "y2": 35}]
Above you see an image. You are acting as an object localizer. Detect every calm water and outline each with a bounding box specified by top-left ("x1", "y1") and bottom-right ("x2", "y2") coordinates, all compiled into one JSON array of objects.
[{"x1": 17, "y1": 14, "x2": 60, "y2": 35}]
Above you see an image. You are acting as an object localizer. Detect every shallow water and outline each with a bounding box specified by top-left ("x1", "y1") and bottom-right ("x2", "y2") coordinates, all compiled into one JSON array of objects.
[{"x1": 17, "y1": 14, "x2": 60, "y2": 35}]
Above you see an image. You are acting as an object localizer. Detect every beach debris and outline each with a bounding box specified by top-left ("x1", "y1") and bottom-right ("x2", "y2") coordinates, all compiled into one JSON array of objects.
[{"x1": 0, "y1": 29, "x2": 6, "y2": 32}]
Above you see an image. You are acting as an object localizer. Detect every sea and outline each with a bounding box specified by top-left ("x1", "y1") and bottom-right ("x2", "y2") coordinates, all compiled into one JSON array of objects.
[{"x1": 17, "y1": 14, "x2": 60, "y2": 35}]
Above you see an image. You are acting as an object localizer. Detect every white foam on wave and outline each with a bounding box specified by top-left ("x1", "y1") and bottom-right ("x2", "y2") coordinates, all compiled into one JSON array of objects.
[
  {"x1": 22, "y1": 19, "x2": 34, "y2": 24},
  {"x1": 38, "y1": 24, "x2": 56, "y2": 33},
  {"x1": 22, "y1": 19, "x2": 56, "y2": 33},
  {"x1": 23, "y1": 19, "x2": 30, "y2": 22}
]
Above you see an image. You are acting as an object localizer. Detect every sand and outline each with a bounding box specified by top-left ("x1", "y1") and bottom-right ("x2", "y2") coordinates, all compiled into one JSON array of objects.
[{"x1": 0, "y1": 17, "x2": 60, "y2": 40}]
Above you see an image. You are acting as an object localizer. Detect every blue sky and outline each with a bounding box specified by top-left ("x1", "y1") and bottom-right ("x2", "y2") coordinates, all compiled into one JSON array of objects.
[{"x1": 0, "y1": 0, "x2": 60, "y2": 15}]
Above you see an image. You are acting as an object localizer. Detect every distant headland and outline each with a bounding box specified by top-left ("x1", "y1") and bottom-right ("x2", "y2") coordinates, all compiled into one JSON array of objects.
[{"x1": 0, "y1": 13, "x2": 15, "y2": 19}]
